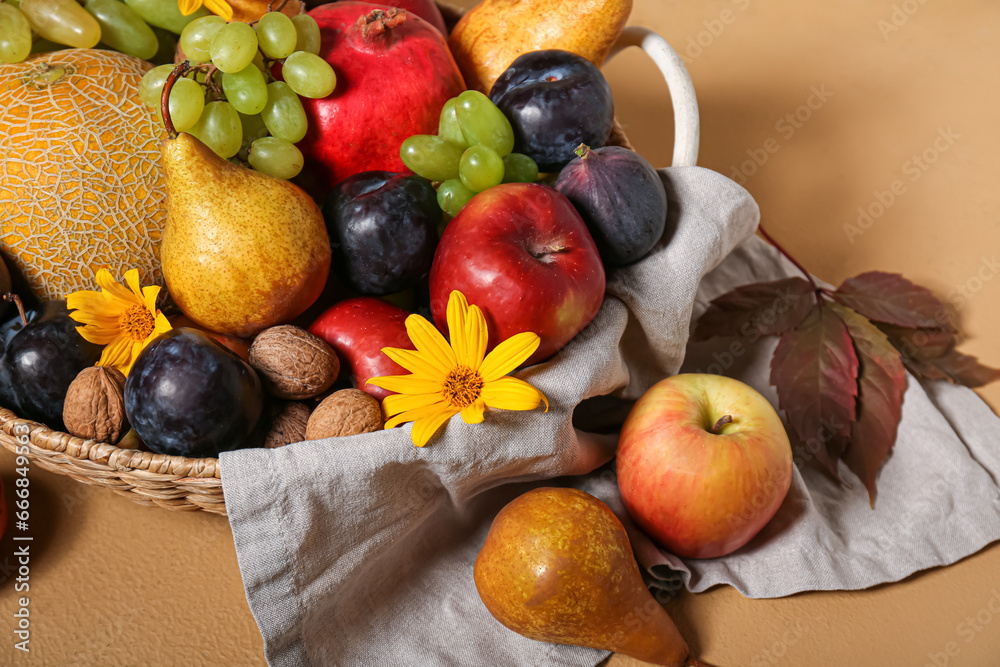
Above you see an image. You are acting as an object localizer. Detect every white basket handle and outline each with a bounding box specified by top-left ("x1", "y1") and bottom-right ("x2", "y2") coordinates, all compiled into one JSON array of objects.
[{"x1": 606, "y1": 26, "x2": 701, "y2": 168}]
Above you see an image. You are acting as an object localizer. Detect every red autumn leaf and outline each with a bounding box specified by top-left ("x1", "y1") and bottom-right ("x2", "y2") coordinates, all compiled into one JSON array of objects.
[
  {"x1": 830, "y1": 303, "x2": 907, "y2": 508},
  {"x1": 693, "y1": 277, "x2": 816, "y2": 341},
  {"x1": 833, "y1": 272, "x2": 954, "y2": 331},
  {"x1": 905, "y1": 348, "x2": 1000, "y2": 388},
  {"x1": 770, "y1": 304, "x2": 859, "y2": 481},
  {"x1": 877, "y1": 323, "x2": 955, "y2": 362}
]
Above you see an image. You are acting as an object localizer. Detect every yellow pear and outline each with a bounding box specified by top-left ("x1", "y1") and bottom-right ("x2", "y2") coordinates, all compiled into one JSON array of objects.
[
  {"x1": 449, "y1": 0, "x2": 633, "y2": 93},
  {"x1": 159, "y1": 133, "x2": 331, "y2": 338},
  {"x1": 474, "y1": 487, "x2": 706, "y2": 667}
]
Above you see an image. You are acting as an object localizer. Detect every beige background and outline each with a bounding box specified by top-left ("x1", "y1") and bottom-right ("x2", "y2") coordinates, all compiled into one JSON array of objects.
[{"x1": 2, "y1": 0, "x2": 999, "y2": 665}]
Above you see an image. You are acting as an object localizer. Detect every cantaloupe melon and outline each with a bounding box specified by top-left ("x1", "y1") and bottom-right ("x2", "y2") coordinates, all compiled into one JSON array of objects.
[{"x1": 0, "y1": 49, "x2": 168, "y2": 301}]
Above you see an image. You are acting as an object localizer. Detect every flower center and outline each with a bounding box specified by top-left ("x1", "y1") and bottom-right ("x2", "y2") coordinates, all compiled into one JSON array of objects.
[
  {"x1": 119, "y1": 304, "x2": 155, "y2": 342},
  {"x1": 442, "y1": 366, "x2": 484, "y2": 408}
]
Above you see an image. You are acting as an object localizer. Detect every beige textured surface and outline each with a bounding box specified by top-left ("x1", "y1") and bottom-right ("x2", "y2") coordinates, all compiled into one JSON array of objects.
[{"x1": 1, "y1": 0, "x2": 999, "y2": 665}]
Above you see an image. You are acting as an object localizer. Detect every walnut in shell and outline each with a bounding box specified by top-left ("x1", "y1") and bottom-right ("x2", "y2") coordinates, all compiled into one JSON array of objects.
[
  {"x1": 306, "y1": 389, "x2": 383, "y2": 440},
  {"x1": 265, "y1": 402, "x2": 313, "y2": 448},
  {"x1": 62, "y1": 366, "x2": 129, "y2": 444},
  {"x1": 249, "y1": 325, "x2": 340, "y2": 400}
]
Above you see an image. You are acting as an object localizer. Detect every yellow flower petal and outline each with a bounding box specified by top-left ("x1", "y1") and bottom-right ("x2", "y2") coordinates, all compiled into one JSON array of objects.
[
  {"x1": 95, "y1": 268, "x2": 136, "y2": 305},
  {"x1": 368, "y1": 374, "x2": 444, "y2": 395},
  {"x1": 464, "y1": 303, "x2": 488, "y2": 371},
  {"x1": 123, "y1": 269, "x2": 144, "y2": 302},
  {"x1": 202, "y1": 0, "x2": 233, "y2": 20},
  {"x1": 405, "y1": 314, "x2": 457, "y2": 370},
  {"x1": 141, "y1": 285, "x2": 161, "y2": 313},
  {"x1": 382, "y1": 347, "x2": 448, "y2": 382},
  {"x1": 383, "y1": 392, "x2": 446, "y2": 418},
  {"x1": 177, "y1": 0, "x2": 202, "y2": 16},
  {"x1": 446, "y1": 290, "x2": 469, "y2": 365},
  {"x1": 76, "y1": 324, "x2": 120, "y2": 346},
  {"x1": 481, "y1": 376, "x2": 549, "y2": 412},
  {"x1": 98, "y1": 335, "x2": 134, "y2": 371},
  {"x1": 460, "y1": 398, "x2": 485, "y2": 424},
  {"x1": 479, "y1": 332, "x2": 541, "y2": 382},
  {"x1": 68, "y1": 290, "x2": 128, "y2": 319},
  {"x1": 410, "y1": 405, "x2": 459, "y2": 447}
]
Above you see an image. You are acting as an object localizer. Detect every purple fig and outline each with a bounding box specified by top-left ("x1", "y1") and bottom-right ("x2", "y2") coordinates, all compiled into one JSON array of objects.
[{"x1": 555, "y1": 144, "x2": 668, "y2": 267}]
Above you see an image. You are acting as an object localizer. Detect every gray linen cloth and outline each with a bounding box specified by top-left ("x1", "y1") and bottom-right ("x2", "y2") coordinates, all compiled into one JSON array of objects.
[{"x1": 221, "y1": 166, "x2": 1000, "y2": 666}]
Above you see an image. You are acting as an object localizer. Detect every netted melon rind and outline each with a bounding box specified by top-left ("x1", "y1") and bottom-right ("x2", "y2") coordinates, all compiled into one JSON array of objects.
[{"x1": 0, "y1": 49, "x2": 168, "y2": 301}]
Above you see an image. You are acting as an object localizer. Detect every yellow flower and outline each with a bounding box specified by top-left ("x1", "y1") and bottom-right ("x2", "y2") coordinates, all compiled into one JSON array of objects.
[
  {"x1": 368, "y1": 290, "x2": 549, "y2": 447},
  {"x1": 178, "y1": 0, "x2": 233, "y2": 21},
  {"x1": 66, "y1": 268, "x2": 173, "y2": 376}
]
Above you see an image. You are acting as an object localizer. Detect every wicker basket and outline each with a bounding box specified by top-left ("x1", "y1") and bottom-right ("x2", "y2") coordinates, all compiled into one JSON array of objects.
[{"x1": 0, "y1": 9, "x2": 700, "y2": 517}]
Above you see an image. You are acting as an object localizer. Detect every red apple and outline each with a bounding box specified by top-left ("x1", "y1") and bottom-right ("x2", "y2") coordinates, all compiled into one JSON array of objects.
[
  {"x1": 308, "y1": 297, "x2": 413, "y2": 400},
  {"x1": 616, "y1": 374, "x2": 793, "y2": 559},
  {"x1": 429, "y1": 183, "x2": 605, "y2": 366}
]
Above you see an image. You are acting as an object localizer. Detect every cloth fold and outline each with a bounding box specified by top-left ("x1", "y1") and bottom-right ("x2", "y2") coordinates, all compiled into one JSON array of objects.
[{"x1": 222, "y1": 167, "x2": 1000, "y2": 667}]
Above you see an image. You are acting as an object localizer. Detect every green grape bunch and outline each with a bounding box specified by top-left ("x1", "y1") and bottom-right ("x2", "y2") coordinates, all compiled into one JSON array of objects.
[
  {"x1": 400, "y1": 90, "x2": 540, "y2": 219},
  {"x1": 0, "y1": 0, "x2": 210, "y2": 64},
  {"x1": 139, "y1": 10, "x2": 335, "y2": 180}
]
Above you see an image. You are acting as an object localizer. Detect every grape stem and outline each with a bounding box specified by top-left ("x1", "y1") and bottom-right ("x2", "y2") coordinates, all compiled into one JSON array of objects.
[
  {"x1": 161, "y1": 61, "x2": 192, "y2": 139},
  {"x1": 3, "y1": 293, "x2": 27, "y2": 327}
]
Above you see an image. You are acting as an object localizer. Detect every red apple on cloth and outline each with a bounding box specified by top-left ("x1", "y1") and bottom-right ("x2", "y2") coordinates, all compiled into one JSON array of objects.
[
  {"x1": 308, "y1": 297, "x2": 412, "y2": 400},
  {"x1": 616, "y1": 374, "x2": 793, "y2": 559},
  {"x1": 429, "y1": 183, "x2": 605, "y2": 366}
]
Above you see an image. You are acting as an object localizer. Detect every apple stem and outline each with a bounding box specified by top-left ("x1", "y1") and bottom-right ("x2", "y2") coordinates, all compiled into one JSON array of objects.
[
  {"x1": 3, "y1": 293, "x2": 27, "y2": 327},
  {"x1": 757, "y1": 224, "x2": 821, "y2": 295},
  {"x1": 710, "y1": 415, "x2": 733, "y2": 435}
]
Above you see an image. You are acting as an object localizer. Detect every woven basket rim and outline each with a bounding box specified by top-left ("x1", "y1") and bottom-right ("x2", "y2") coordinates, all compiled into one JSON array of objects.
[{"x1": 0, "y1": 407, "x2": 222, "y2": 478}]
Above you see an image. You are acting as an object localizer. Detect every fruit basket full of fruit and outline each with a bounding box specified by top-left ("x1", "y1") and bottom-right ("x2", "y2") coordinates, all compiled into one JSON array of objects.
[{"x1": 0, "y1": 0, "x2": 700, "y2": 516}]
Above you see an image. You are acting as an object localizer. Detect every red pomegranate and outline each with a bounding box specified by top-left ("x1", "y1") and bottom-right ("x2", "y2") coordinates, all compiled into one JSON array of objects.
[
  {"x1": 297, "y1": 3, "x2": 466, "y2": 196},
  {"x1": 303, "y1": 0, "x2": 448, "y2": 34}
]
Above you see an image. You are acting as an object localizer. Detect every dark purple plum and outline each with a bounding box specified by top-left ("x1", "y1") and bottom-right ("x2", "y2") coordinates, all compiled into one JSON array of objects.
[
  {"x1": 124, "y1": 328, "x2": 263, "y2": 458},
  {"x1": 323, "y1": 171, "x2": 441, "y2": 296},
  {"x1": 0, "y1": 300, "x2": 102, "y2": 427},
  {"x1": 489, "y1": 50, "x2": 614, "y2": 172},
  {"x1": 554, "y1": 145, "x2": 668, "y2": 267}
]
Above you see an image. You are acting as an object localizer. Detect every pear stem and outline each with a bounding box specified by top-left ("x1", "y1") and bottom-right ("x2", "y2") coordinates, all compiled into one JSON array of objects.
[
  {"x1": 710, "y1": 415, "x2": 733, "y2": 435},
  {"x1": 3, "y1": 293, "x2": 27, "y2": 327},
  {"x1": 160, "y1": 61, "x2": 192, "y2": 140}
]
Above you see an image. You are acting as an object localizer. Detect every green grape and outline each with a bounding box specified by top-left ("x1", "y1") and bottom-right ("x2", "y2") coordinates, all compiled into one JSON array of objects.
[
  {"x1": 255, "y1": 11, "x2": 297, "y2": 59},
  {"x1": 138, "y1": 64, "x2": 175, "y2": 108},
  {"x1": 249, "y1": 137, "x2": 304, "y2": 179},
  {"x1": 83, "y1": 0, "x2": 158, "y2": 60},
  {"x1": 455, "y1": 90, "x2": 515, "y2": 157},
  {"x1": 436, "y1": 179, "x2": 475, "y2": 218},
  {"x1": 20, "y1": 0, "x2": 101, "y2": 49},
  {"x1": 164, "y1": 76, "x2": 205, "y2": 132},
  {"x1": 211, "y1": 22, "x2": 258, "y2": 73},
  {"x1": 501, "y1": 153, "x2": 539, "y2": 184},
  {"x1": 189, "y1": 101, "x2": 242, "y2": 158},
  {"x1": 0, "y1": 4, "x2": 32, "y2": 64},
  {"x1": 221, "y1": 64, "x2": 268, "y2": 115},
  {"x1": 400, "y1": 135, "x2": 463, "y2": 182},
  {"x1": 124, "y1": 0, "x2": 208, "y2": 34},
  {"x1": 438, "y1": 98, "x2": 469, "y2": 149},
  {"x1": 459, "y1": 145, "x2": 504, "y2": 192},
  {"x1": 281, "y1": 51, "x2": 335, "y2": 99},
  {"x1": 291, "y1": 14, "x2": 320, "y2": 55},
  {"x1": 261, "y1": 81, "x2": 307, "y2": 143},
  {"x1": 179, "y1": 15, "x2": 225, "y2": 63}
]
